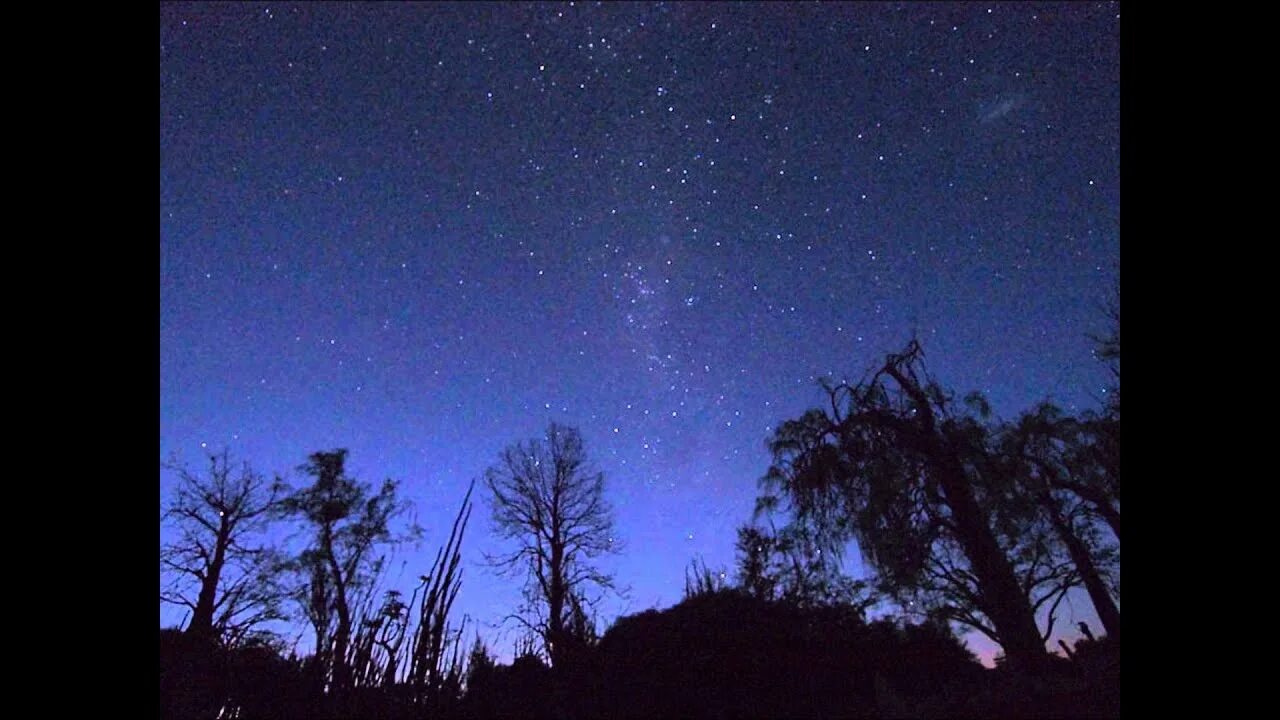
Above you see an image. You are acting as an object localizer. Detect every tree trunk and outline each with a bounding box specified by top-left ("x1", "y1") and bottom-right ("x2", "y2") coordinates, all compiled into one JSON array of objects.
[
  {"x1": 883, "y1": 361, "x2": 1048, "y2": 672},
  {"x1": 188, "y1": 518, "x2": 231, "y2": 641},
  {"x1": 1063, "y1": 480, "x2": 1121, "y2": 541},
  {"x1": 1044, "y1": 498, "x2": 1120, "y2": 640},
  {"x1": 548, "y1": 539, "x2": 565, "y2": 667},
  {"x1": 1092, "y1": 500, "x2": 1121, "y2": 543},
  {"x1": 323, "y1": 524, "x2": 353, "y2": 692},
  {"x1": 936, "y1": 458, "x2": 1048, "y2": 672}
]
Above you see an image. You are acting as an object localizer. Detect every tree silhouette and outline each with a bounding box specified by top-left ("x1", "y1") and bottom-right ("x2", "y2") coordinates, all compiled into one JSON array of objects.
[
  {"x1": 1092, "y1": 279, "x2": 1120, "y2": 416},
  {"x1": 160, "y1": 449, "x2": 286, "y2": 646},
  {"x1": 760, "y1": 341, "x2": 1061, "y2": 672},
  {"x1": 733, "y1": 520, "x2": 875, "y2": 611},
  {"x1": 1087, "y1": 280, "x2": 1121, "y2": 537},
  {"x1": 463, "y1": 634, "x2": 497, "y2": 696},
  {"x1": 483, "y1": 423, "x2": 619, "y2": 668},
  {"x1": 1004, "y1": 404, "x2": 1121, "y2": 639},
  {"x1": 734, "y1": 524, "x2": 780, "y2": 601},
  {"x1": 279, "y1": 449, "x2": 410, "y2": 693}
]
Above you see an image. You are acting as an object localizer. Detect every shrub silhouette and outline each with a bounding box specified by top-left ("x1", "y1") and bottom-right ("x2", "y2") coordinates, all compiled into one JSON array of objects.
[
  {"x1": 163, "y1": 590, "x2": 1117, "y2": 720},
  {"x1": 161, "y1": 628, "x2": 311, "y2": 720},
  {"x1": 461, "y1": 651, "x2": 555, "y2": 720},
  {"x1": 585, "y1": 589, "x2": 983, "y2": 720}
]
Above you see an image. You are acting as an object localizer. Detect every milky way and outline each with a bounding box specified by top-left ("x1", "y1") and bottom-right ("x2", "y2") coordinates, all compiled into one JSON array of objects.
[{"x1": 160, "y1": 2, "x2": 1120, "y2": 662}]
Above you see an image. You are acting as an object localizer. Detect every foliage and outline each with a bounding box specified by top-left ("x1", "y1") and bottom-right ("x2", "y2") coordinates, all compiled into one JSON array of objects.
[
  {"x1": 278, "y1": 449, "x2": 414, "y2": 692},
  {"x1": 592, "y1": 589, "x2": 984, "y2": 719},
  {"x1": 1002, "y1": 403, "x2": 1121, "y2": 638},
  {"x1": 733, "y1": 521, "x2": 876, "y2": 611},
  {"x1": 463, "y1": 635, "x2": 496, "y2": 695},
  {"x1": 683, "y1": 556, "x2": 729, "y2": 599},
  {"x1": 759, "y1": 341, "x2": 1075, "y2": 670}
]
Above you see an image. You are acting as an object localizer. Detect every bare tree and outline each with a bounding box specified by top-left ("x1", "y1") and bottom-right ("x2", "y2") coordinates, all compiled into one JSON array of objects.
[
  {"x1": 160, "y1": 450, "x2": 286, "y2": 646},
  {"x1": 483, "y1": 423, "x2": 619, "y2": 668}
]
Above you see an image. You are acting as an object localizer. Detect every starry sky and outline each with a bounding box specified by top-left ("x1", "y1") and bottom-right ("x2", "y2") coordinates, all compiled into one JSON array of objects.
[{"x1": 160, "y1": 1, "x2": 1119, "y2": 663}]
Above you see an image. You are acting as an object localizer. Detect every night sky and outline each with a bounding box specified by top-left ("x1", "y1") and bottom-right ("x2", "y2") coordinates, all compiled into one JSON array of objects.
[{"x1": 160, "y1": 1, "x2": 1120, "y2": 663}]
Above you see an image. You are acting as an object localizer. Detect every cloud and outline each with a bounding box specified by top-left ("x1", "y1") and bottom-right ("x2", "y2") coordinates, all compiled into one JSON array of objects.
[{"x1": 978, "y1": 94, "x2": 1024, "y2": 124}]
